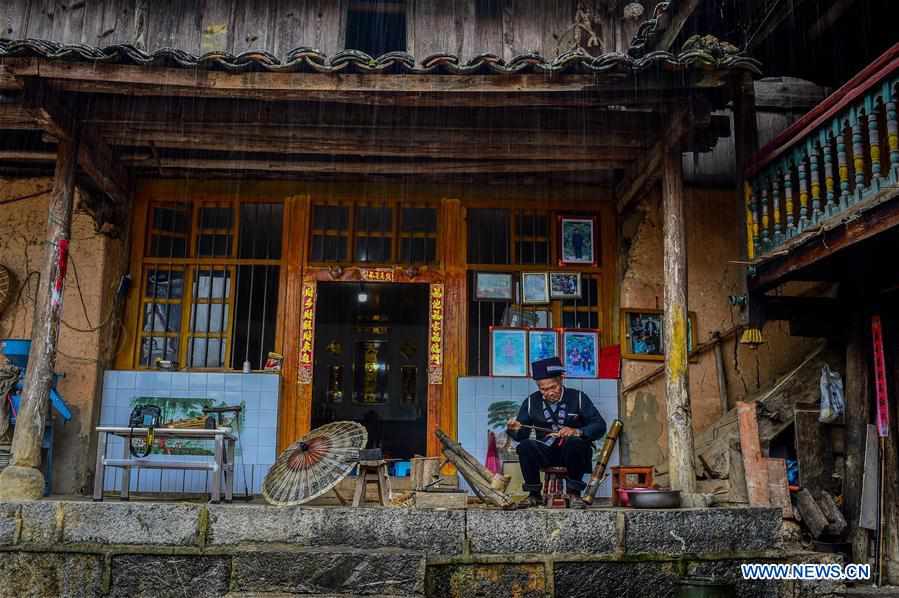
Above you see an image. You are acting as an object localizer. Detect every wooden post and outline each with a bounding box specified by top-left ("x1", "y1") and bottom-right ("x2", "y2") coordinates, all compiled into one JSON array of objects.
[
  {"x1": 662, "y1": 143, "x2": 697, "y2": 494},
  {"x1": 845, "y1": 308, "x2": 870, "y2": 562},
  {"x1": 0, "y1": 135, "x2": 79, "y2": 499}
]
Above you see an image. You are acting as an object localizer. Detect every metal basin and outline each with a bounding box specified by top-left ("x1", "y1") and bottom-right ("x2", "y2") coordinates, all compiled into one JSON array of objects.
[{"x1": 626, "y1": 488, "x2": 682, "y2": 508}]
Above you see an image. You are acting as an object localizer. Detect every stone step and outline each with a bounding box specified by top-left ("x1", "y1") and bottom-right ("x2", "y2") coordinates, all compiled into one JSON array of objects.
[
  {"x1": 225, "y1": 594, "x2": 410, "y2": 598},
  {"x1": 839, "y1": 586, "x2": 899, "y2": 597}
]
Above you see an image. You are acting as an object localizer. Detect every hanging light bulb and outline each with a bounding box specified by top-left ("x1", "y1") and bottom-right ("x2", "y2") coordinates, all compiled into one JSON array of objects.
[{"x1": 357, "y1": 284, "x2": 368, "y2": 303}]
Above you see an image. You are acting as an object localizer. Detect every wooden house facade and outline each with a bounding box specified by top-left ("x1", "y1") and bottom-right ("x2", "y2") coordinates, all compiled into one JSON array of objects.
[{"x1": 0, "y1": 0, "x2": 769, "y2": 503}]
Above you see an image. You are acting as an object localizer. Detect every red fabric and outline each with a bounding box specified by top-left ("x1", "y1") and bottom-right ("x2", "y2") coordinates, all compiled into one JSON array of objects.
[
  {"x1": 485, "y1": 430, "x2": 501, "y2": 474},
  {"x1": 599, "y1": 345, "x2": 621, "y2": 379}
]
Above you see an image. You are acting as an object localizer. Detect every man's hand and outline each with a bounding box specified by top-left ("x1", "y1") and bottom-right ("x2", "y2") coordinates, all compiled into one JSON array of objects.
[
  {"x1": 506, "y1": 419, "x2": 522, "y2": 431},
  {"x1": 557, "y1": 426, "x2": 581, "y2": 438}
]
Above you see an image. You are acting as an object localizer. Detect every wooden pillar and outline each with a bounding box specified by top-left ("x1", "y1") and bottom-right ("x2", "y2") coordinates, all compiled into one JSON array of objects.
[
  {"x1": 662, "y1": 144, "x2": 697, "y2": 494},
  {"x1": 278, "y1": 194, "x2": 310, "y2": 452},
  {"x1": 845, "y1": 308, "x2": 870, "y2": 562},
  {"x1": 0, "y1": 135, "x2": 79, "y2": 499},
  {"x1": 428, "y1": 197, "x2": 466, "y2": 456}
]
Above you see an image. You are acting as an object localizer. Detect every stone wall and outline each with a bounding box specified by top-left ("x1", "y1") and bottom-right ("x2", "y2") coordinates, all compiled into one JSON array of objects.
[
  {"x1": 0, "y1": 177, "x2": 127, "y2": 494},
  {"x1": 0, "y1": 500, "x2": 840, "y2": 598},
  {"x1": 618, "y1": 185, "x2": 821, "y2": 473}
]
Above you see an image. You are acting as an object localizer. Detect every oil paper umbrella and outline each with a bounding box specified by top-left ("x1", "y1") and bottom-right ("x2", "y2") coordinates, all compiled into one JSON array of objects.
[{"x1": 262, "y1": 420, "x2": 368, "y2": 506}]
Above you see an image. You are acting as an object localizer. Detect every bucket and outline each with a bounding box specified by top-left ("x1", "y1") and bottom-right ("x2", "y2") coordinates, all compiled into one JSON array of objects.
[{"x1": 676, "y1": 576, "x2": 735, "y2": 598}]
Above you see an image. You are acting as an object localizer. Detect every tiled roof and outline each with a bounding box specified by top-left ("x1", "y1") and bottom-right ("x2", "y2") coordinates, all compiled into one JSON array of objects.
[{"x1": 0, "y1": 39, "x2": 760, "y2": 77}]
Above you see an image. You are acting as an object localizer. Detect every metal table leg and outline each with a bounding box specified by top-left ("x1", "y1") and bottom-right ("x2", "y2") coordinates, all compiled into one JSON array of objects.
[{"x1": 93, "y1": 431, "x2": 107, "y2": 501}]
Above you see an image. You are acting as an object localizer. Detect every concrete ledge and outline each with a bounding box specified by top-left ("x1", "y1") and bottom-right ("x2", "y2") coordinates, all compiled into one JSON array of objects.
[
  {"x1": 63, "y1": 502, "x2": 201, "y2": 546},
  {"x1": 232, "y1": 548, "x2": 426, "y2": 596},
  {"x1": 208, "y1": 505, "x2": 466, "y2": 555},
  {"x1": 466, "y1": 509, "x2": 618, "y2": 555},
  {"x1": 623, "y1": 508, "x2": 783, "y2": 556}
]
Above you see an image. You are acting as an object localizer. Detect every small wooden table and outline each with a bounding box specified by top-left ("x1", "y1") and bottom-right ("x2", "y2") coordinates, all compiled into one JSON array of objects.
[{"x1": 93, "y1": 426, "x2": 238, "y2": 503}]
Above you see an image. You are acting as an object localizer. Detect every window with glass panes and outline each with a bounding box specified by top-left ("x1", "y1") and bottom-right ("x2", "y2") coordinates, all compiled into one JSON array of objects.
[
  {"x1": 136, "y1": 200, "x2": 283, "y2": 370},
  {"x1": 467, "y1": 208, "x2": 602, "y2": 375},
  {"x1": 309, "y1": 201, "x2": 438, "y2": 265}
]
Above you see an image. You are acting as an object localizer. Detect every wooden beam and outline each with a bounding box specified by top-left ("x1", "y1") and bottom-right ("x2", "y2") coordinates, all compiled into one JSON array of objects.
[
  {"x1": 616, "y1": 109, "x2": 691, "y2": 213},
  {"x1": 737, "y1": 401, "x2": 770, "y2": 506},
  {"x1": 103, "y1": 127, "x2": 643, "y2": 162},
  {"x1": 0, "y1": 151, "x2": 56, "y2": 162},
  {"x1": 22, "y1": 82, "x2": 131, "y2": 205},
  {"x1": 120, "y1": 156, "x2": 628, "y2": 174},
  {"x1": 0, "y1": 135, "x2": 79, "y2": 499},
  {"x1": 662, "y1": 142, "x2": 696, "y2": 494},
  {"x1": 654, "y1": 0, "x2": 702, "y2": 52},
  {"x1": 845, "y1": 308, "x2": 870, "y2": 561},
  {"x1": 3, "y1": 58, "x2": 722, "y2": 106}
]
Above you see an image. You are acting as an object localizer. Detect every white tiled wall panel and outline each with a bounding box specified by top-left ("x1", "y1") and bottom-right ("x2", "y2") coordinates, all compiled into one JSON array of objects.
[
  {"x1": 100, "y1": 370, "x2": 280, "y2": 496},
  {"x1": 457, "y1": 377, "x2": 619, "y2": 498}
]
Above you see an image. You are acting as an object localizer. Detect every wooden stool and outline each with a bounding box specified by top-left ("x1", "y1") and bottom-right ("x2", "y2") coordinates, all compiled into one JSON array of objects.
[
  {"x1": 352, "y1": 460, "x2": 391, "y2": 507},
  {"x1": 542, "y1": 466, "x2": 569, "y2": 509},
  {"x1": 611, "y1": 466, "x2": 654, "y2": 506}
]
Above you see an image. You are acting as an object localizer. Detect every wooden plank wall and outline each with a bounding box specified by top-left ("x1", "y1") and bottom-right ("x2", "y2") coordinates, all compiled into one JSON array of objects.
[{"x1": 2, "y1": 0, "x2": 642, "y2": 59}]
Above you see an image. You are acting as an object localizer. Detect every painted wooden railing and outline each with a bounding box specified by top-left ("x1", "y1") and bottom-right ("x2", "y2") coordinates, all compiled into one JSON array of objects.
[{"x1": 744, "y1": 43, "x2": 899, "y2": 259}]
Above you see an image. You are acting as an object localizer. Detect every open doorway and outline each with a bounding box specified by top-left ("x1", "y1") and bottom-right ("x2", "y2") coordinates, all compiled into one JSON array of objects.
[{"x1": 311, "y1": 282, "x2": 428, "y2": 459}]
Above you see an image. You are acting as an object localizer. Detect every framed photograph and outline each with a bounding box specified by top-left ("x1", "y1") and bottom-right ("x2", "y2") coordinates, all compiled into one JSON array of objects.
[
  {"x1": 489, "y1": 327, "x2": 529, "y2": 377},
  {"x1": 528, "y1": 329, "x2": 560, "y2": 375},
  {"x1": 549, "y1": 271, "x2": 582, "y2": 299},
  {"x1": 558, "y1": 216, "x2": 597, "y2": 266},
  {"x1": 620, "y1": 309, "x2": 698, "y2": 361},
  {"x1": 562, "y1": 329, "x2": 600, "y2": 378},
  {"x1": 533, "y1": 308, "x2": 552, "y2": 328},
  {"x1": 521, "y1": 272, "x2": 550, "y2": 304},
  {"x1": 474, "y1": 272, "x2": 514, "y2": 301}
]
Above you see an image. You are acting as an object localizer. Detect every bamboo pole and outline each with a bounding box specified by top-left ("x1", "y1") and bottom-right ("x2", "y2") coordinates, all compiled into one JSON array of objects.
[
  {"x1": 662, "y1": 143, "x2": 697, "y2": 494},
  {"x1": 0, "y1": 134, "x2": 79, "y2": 499}
]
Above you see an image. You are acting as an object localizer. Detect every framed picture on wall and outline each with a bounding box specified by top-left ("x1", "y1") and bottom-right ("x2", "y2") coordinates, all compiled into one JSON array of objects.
[
  {"x1": 620, "y1": 309, "x2": 697, "y2": 361},
  {"x1": 489, "y1": 327, "x2": 529, "y2": 377},
  {"x1": 549, "y1": 271, "x2": 582, "y2": 299},
  {"x1": 528, "y1": 329, "x2": 560, "y2": 375},
  {"x1": 558, "y1": 216, "x2": 597, "y2": 266},
  {"x1": 474, "y1": 272, "x2": 515, "y2": 301},
  {"x1": 521, "y1": 272, "x2": 550, "y2": 304},
  {"x1": 562, "y1": 329, "x2": 600, "y2": 378}
]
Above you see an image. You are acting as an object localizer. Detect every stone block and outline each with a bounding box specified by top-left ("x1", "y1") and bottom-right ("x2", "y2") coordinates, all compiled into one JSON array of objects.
[
  {"x1": 207, "y1": 505, "x2": 465, "y2": 554},
  {"x1": 466, "y1": 509, "x2": 618, "y2": 555},
  {"x1": 554, "y1": 562, "x2": 679, "y2": 598},
  {"x1": 19, "y1": 501, "x2": 59, "y2": 544},
  {"x1": 0, "y1": 552, "x2": 103, "y2": 598},
  {"x1": 62, "y1": 502, "x2": 200, "y2": 545},
  {"x1": 109, "y1": 555, "x2": 230, "y2": 598},
  {"x1": 0, "y1": 503, "x2": 18, "y2": 545},
  {"x1": 426, "y1": 563, "x2": 547, "y2": 598},
  {"x1": 232, "y1": 549, "x2": 425, "y2": 596},
  {"x1": 624, "y1": 508, "x2": 782, "y2": 556}
]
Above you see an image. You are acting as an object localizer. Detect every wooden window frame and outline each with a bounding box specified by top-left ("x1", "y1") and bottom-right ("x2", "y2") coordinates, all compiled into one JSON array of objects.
[
  {"x1": 308, "y1": 198, "x2": 439, "y2": 267},
  {"x1": 130, "y1": 197, "x2": 285, "y2": 371}
]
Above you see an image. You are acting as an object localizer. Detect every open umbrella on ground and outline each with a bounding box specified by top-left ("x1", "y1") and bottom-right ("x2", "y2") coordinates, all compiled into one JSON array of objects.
[{"x1": 262, "y1": 420, "x2": 368, "y2": 506}]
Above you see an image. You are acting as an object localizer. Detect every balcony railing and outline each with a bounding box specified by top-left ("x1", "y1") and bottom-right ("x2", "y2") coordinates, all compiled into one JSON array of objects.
[{"x1": 744, "y1": 43, "x2": 899, "y2": 260}]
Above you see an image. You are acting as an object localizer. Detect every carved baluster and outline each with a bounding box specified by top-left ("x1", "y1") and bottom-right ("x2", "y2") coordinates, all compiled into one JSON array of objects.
[
  {"x1": 886, "y1": 83, "x2": 899, "y2": 180},
  {"x1": 821, "y1": 131, "x2": 836, "y2": 215},
  {"x1": 760, "y1": 177, "x2": 770, "y2": 251},
  {"x1": 772, "y1": 169, "x2": 784, "y2": 245},
  {"x1": 784, "y1": 162, "x2": 795, "y2": 238},
  {"x1": 851, "y1": 110, "x2": 866, "y2": 202},
  {"x1": 797, "y1": 152, "x2": 809, "y2": 231},
  {"x1": 835, "y1": 121, "x2": 850, "y2": 209},
  {"x1": 745, "y1": 182, "x2": 757, "y2": 259},
  {"x1": 809, "y1": 141, "x2": 823, "y2": 222},
  {"x1": 868, "y1": 95, "x2": 882, "y2": 191}
]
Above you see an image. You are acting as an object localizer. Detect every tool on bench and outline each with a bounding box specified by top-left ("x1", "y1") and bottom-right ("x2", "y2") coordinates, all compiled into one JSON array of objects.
[{"x1": 202, "y1": 405, "x2": 250, "y2": 498}]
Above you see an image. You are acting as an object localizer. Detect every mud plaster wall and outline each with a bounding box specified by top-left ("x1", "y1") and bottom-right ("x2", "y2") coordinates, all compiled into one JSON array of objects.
[
  {"x1": 618, "y1": 186, "x2": 820, "y2": 471},
  {"x1": 0, "y1": 177, "x2": 127, "y2": 494}
]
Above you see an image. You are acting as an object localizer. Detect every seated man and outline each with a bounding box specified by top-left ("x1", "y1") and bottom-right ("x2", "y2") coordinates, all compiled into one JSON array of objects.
[{"x1": 506, "y1": 356, "x2": 607, "y2": 508}]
